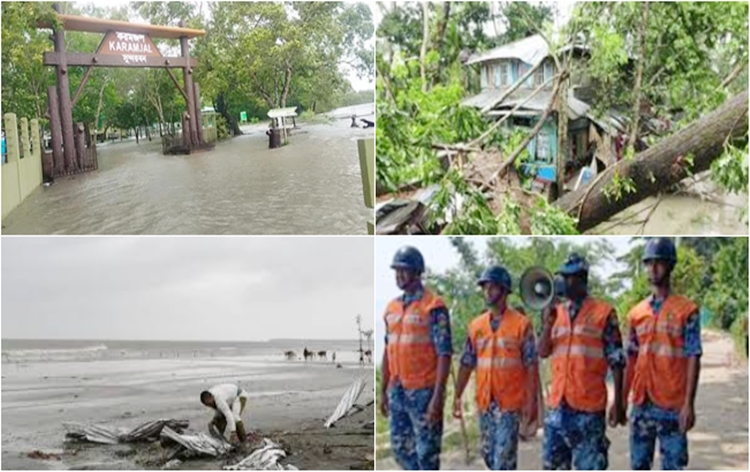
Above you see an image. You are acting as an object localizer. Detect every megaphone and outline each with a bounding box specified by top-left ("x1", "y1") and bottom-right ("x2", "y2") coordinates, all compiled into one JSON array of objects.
[{"x1": 520, "y1": 267, "x2": 566, "y2": 310}]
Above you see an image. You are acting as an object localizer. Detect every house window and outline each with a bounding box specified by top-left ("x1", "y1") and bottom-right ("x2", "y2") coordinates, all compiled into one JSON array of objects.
[
  {"x1": 534, "y1": 64, "x2": 545, "y2": 87},
  {"x1": 519, "y1": 63, "x2": 532, "y2": 88},
  {"x1": 481, "y1": 65, "x2": 488, "y2": 88},
  {"x1": 500, "y1": 63, "x2": 509, "y2": 86},
  {"x1": 544, "y1": 61, "x2": 553, "y2": 83},
  {"x1": 494, "y1": 64, "x2": 501, "y2": 88}
]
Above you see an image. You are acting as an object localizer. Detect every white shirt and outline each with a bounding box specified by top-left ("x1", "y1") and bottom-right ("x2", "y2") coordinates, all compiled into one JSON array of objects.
[{"x1": 209, "y1": 383, "x2": 249, "y2": 434}]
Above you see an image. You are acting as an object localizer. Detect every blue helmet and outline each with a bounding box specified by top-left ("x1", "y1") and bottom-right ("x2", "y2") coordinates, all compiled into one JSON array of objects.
[
  {"x1": 642, "y1": 237, "x2": 677, "y2": 268},
  {"x1": 390, "y1": 246, "x2": 425, "y2": 273},
  {"x1": 477, "y1": 265, "x2": 512, "y2": 292},
  {"x1": 558, "y1": 253, "x2": 589, "y2": 276}
]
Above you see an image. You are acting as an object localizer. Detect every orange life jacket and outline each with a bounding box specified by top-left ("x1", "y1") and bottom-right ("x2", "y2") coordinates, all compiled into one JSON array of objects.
[
  {"x1": 469, "y1": 309, "x2": 530, "y2": 412},
  {"x1": 384, "y1": 288, "x2": 446, "y2": 390},
  {"x1": 548, "y1": 297, "x2": 613, "y2": 412},
  {"x1": 628, "y1": 294, "x2": 697, "y2": 410}
]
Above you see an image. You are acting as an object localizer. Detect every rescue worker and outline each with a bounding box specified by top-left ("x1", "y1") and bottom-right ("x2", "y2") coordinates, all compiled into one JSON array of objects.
[
  {"x1": 453, "y1": 265, "x2": 538, "y2": 470},
  {"x1": 538, "y1": 253, "x2": 626, "y2": 470},
  {"x1": 380, "y1": 246, "x2": 452, "y2": 470},
  {"x1": 623, "y1": 238, "x2": 701, "y2": 470},
  {"x1": 200, "y1": 383, "x2": 250, "y2": 444}
]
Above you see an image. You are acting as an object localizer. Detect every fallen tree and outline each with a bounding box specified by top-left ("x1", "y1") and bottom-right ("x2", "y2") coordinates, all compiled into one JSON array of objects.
[{"x1": 555, "y1": 90, "x2": 749, "y2": 232}]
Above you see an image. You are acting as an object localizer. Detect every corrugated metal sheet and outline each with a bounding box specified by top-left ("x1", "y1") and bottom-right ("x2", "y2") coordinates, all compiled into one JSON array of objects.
[
  {"x1": 224, "y1": 438, "x2": 297, "y2": 470},
  {"x1": 463, "y1": 89, "x2": 593, "y2": 121},
  {"x1": 63, "y1": 419, "x2": 190, "y2": 445},
  {"x1": 324, "y1": 377, "x2": 366, "y2": 428},
  {"x1": 466, "y1": 34, "x2": 548, "y2": 66},
  {"x1": 160, "y1": 425, "x2": 235, "y2": 457}
]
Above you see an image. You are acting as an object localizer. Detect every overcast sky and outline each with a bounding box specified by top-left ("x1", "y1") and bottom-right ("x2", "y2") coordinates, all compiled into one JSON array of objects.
[
  {"x1": 375, "y1": 236, "x2": 633, "y2": 360},
  {"x1": 2, "y1": 237, "x2": 373, "y2": 341}
]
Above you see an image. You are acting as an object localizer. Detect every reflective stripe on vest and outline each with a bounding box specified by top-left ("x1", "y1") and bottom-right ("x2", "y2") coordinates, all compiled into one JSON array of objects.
[
  {"x1": 551, "y1": 344, "x2": 604, "y2": 359},
  {"x1": 476, "y1": 357, "x2": 523, "y2": 368},
  {"x1": 551, "y1": 324, "x2": 603, "y2": 340},
  {"x1": 388, "y1": 333, "x2": 432, "y2": 345},
  {"x1": 639, "y1": 342, "x2": 685, "y2": 358},
  {"x1": 475, "y1": 337, "x2": 521, "y2": 350}
]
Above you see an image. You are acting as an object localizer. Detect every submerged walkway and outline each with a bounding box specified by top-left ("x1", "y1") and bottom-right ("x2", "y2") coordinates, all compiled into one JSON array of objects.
[{"x1": 2, "y1": 113, "x2": 373, "y2": 235}]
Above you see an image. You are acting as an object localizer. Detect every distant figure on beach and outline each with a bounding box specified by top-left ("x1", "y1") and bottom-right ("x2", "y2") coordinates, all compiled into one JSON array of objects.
[
  {"x1": 284, "y1": 350, "x2": 296, "y2": 360},
  {"x1": 359, "y1": 351, "x2": 364, "y2": 366},
  {"x1": 317, "y1": 350, "x2": 327, "y2": 361},
  {"x1": 303, "y1": 347, "x2": 314, "y2": 361},
  {"x1": 200, "y1": 383, "x2": 250, "y2": 445},
  {"x1": 364, "y1": 349, "x2": 372, "y2": 364},
  {"x1": 332, "y1": 352, "x2": 336, "y2": 363}
]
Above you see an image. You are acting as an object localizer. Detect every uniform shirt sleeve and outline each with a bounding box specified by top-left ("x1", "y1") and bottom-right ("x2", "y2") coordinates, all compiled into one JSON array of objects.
[
  {"x1": 603, "y1": 312, "x2": 626, "y2": 369},
  {"x1": 626, "y1": 325, "x2": 640, "y2": 358},
  {"x1": 460, "y1": 337, "x2": 477, "y2": 368},
  {"x1": 522, "y1": 324, "x2": 538, "y2": 367},
  {"x1": 683, "y1": 311, "x2": 703, "y2": 357},
  {"x1": 430, "y1": 307, "x2": 453, "y2": 356}
]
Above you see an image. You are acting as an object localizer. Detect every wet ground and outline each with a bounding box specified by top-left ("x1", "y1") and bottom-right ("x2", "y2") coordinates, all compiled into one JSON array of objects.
[
  {"x1": 2, "y1": 353, "x2": 375, "y2": 470},
  {"x1": 1, "y1": 105, "x2": 374, "y2": 235}
]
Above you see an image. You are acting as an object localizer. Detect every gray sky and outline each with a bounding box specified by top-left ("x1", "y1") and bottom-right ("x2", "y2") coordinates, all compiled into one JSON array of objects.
[
  {"x1": 375, "y1": 236, "x2": 634, "y2": 360},
  {"x1": 2, "y1": 237, "x2": 373, "y2": 341}
]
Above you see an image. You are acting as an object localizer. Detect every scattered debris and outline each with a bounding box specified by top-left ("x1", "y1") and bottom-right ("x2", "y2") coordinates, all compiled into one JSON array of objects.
[
  {"x1": 27, "y1": 450, "x2": 62, "y2": 461},
  {"x1": 161, "y1": 459, "x2": 183, "y2": 470},
  {"x1": 223, "y1": 438, "x2": 297, "y2": 470},
  {"x1": 160, "y1": 425, "x2": 234, "y2": 458},
  {"x1": 64, "y1": 419, "x2": 189, "y2": 445},
  {"x1": 324, "y1": 378, "x2": 366, "y2": 428}
]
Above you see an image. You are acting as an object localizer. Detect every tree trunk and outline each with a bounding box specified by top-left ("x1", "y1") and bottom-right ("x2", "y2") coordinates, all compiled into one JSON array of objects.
[
  {"x1": 83, "y1": 122, "x2": 92, "y2": 148},
  {"x1": 420, "y1": 1, "x2": 429, "y2": 92},
  {"x1": 627, "y1": 2, "x2": 649, "y2": 153},
  {"x1": 554, "y1": 90, "x2": 749, "y2": 232},
  {"x1": 135, "y1": 127, "x2": 139, "y2": 145},
  {"x1": 215, "y1": 92, "x2": 243, "y2": 136},
  {"x1": 280, "y1": 65, "x2": 293, "y2": 108}
]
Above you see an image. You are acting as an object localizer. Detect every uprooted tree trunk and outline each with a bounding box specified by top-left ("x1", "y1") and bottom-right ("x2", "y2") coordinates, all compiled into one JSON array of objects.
[{"x1": 555, "y1": 90, "x2": 749, "y2": 232}]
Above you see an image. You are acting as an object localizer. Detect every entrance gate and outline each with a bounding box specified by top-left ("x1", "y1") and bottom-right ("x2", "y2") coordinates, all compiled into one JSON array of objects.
[{"x1": 39, "y1": 4, "x2": 211, "y2": 180}]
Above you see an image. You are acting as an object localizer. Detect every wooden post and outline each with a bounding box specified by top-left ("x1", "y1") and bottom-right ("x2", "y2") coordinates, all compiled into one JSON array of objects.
[
  {"x1": 20, "y1": 118, "x2": 30, "y2": 159},
  {"x1": 52, "y1": 3, "x2": 77, "y2": 173},
  {"x1": 358, "y1": 138, "x2": 375, "y2": 234},
  {"x1": 194, "y1": 82, "x2": 204, "y2": 145},
  {"x1": 179, "y1": 21, "x2": 197, "y2": 149},
  {"x1": 74, "y1": 122, "x2": 86, "y2": 168},
  {"x1": 47, "y1": 85, "x2": 64, "y2": 176},
  {"x1": 181, "y1": 112, "x2": 190, "y2": 150}
]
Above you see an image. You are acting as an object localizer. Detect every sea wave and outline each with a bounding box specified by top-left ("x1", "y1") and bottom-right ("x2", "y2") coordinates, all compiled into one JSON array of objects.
[{"x1": 1, "y1": 344, "x2": 108, "y2": 363}]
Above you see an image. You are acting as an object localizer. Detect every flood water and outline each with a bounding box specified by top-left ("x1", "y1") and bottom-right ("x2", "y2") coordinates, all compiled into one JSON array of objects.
[
  {"x1": 591, "y1": 175, "x2": 748, "y2": 235},
  {"x1": 2, "y1": 104, "x2": 374, "y2": 235}
]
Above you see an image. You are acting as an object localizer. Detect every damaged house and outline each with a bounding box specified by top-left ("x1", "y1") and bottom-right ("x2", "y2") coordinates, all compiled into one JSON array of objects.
[
  {"x1": 462, "y1": 34, "x2": 646, "y2": 197},
  {"x1": 376, "y1": 34, "x2": 675, "y2": 235}
]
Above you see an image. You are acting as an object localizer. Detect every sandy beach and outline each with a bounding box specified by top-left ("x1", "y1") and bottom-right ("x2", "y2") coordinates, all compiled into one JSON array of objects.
[{"x1": 2, "y1": 341, "x2": 375, "y2": 470}]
